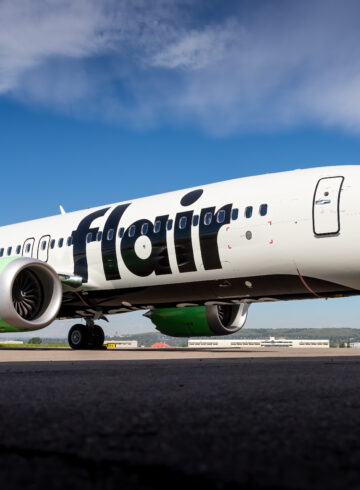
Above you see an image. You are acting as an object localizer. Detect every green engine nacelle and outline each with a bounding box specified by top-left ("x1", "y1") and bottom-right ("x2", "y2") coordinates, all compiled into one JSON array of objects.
[{"x1": 146, "y1": 304, "x2": 249, "y2": 337}]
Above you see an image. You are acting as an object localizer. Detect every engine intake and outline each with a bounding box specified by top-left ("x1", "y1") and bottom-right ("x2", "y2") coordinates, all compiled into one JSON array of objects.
[{"x1": 0, "y1": 257, "x2": 62, "y2": 331}]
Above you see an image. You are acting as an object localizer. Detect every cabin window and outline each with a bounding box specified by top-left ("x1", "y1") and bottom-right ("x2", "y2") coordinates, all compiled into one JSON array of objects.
[
  {"x1": 0, "y1": 248, "x2": 3, "y2": 257},
  {"x1": 27, "y1": 243, "x2": 32, "y2": 253},
  {"x1": 7, "y1": 247, "x2": 12, "y2": 256},
  {"x1": 16, "y1": 245, "x2": 21, "y2": 254},
  {"x1": 204, "y1": 212, "x2": 212, "y2": 226},
  {"x1": 217, "y1": 210, "x2": 226, "y2": 224},
  {"x1": 58, "y1": 238, "x2": 64, "y2": 248},
  {"x1": 86, "y1": 232, "x2": 93, "y2": 243},
  {"x1": 107, "y1": 229, "x2": 114, "y2": 241},
  {"x1": 192, "y1": 215, "x2": 199, "y2": 227},
  {"x1": 167, "y1": 219, "x2": 173, "y2": 231},
  {"x1": 96, "y1": 231, "x2": 102, "y2": 242},
  {"x1": 245, "y1": 206, "x2": 253, "y2": 219},
  {"x1": 154, "y1": 221, "x2": 161, "y2": 233},
  {"x1": 41, "y1": 241, "x2": 46, "y2": 251},
  {"x1": 128, "y1": 225, "x2": 136, "y2": 237},
  {"x1": 179, "y1": 216, "x2": 187, "y2": 229},
  {"x1": 259, "y1": 204, "x2": 268, "y2": 216},
  {"x1": 231, "y1": 208, "x2": 239, "y2": 221},
  {"x1": 50, "y1": 240, "x2": 55, "y2": 250},
  {"x1": 141, "y1": 223, "x2": 148, "y2": 235},
  {"x1": 67, "y1": 237, "x2": 73, "y2": 246},
  {"x1": 118, "y1": 228, "x2": 124, "y2": 238}
]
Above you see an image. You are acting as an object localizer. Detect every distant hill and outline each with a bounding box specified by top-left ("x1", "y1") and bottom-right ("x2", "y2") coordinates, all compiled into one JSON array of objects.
[{"x1": 106, "y1": 328, "x2": 360, "y2": 347}]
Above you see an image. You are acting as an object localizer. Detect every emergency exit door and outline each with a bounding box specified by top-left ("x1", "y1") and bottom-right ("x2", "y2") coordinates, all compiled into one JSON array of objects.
[
  {"x1": 22, "y1": 238, "x2": 35, "y2": 257},
  {"x1": 313, "y1": 176, "x2": 344, "y2": 236},
  {"x1": 37, "y1": 235, "x2": 51, "y2": 262}
]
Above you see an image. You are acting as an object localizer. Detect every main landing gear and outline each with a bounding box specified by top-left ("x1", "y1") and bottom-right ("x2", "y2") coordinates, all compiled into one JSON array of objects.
[{"x1": 68, "y1": 320, "x2": 105, "y2": 350}]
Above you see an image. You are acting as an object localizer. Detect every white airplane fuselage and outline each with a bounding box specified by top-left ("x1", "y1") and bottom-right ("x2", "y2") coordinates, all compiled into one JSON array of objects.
[{"x1": 0, "y1": 165, "x2": 358, "y2": 336}]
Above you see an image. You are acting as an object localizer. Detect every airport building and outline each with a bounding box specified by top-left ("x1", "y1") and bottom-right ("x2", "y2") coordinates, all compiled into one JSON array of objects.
[
  {"x1": 0, "y1": 340, "x2": 24, "y2": 345},
  {"x1": 188, "y1": 336, "x2": 330, "y2": 348}
]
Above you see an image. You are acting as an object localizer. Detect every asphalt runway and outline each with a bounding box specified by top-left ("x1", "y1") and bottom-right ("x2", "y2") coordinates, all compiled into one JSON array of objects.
[{"x1": 1, "y1": 349, "x2": 360, "y2": 489}]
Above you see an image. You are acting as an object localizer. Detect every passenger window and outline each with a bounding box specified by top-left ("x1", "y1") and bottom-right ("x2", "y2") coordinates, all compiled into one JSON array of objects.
[
  {"x1": 141, "y1": 223, "x2": 148, "y2": 235},
  {"x1": 217, "y1": 210, "x2": 226, "y2": 224},
  {"x1": 58, "y1": 238, "x2": 64, "y2": 248},
  {"x1": 86, "y1": 232, "x2": 93, "y2": 243},
  {"x1": 27, "y1": 243, "x2": 32, "y2": 253},
  {"x1": 245, "y1": 206, "x2": 253, "y2": 219},
  {"x1": 96, "y1": 231, "x2": 102, "y2": 241},
  {"x1": 16, "y1": 245, "x2": 21, "y2": 254},
  {"x1": 167, "y1": 219, "x2": 173, "y2": 231},
  {"x1": 259, "y1": 204, "x2": 268, "y2": 216},
  {"x1": 231, "y1": 208, "x2": 239, "y2": 221},
  {"x1": 107, "y1": 229, "x2": 114, "y2": 241},
  {"x1": 50, "y1": 240, "x2": 55, "y2": 250},
  {"x1": 128, "y1": 225, "x2": 136, "y2": 237},
  {"x1": 0, "y1": 248, "x2": 3, "y2": 257},
  {"x1": 179, "y1": 216, "x2": 187, "y2": 229},
  {"x1": 67, "y1": 237, "x2": 73, "y2": 246},
  {"x1": 7, "y1": 247, "x2": 12, "y2": 256},
  {"x1": 154, "y1": 221, "x2": 161, "y2": 233},
  {"x1": 41, "y1": 241, "x2": 46, "y2": 251},
  {"x1": 192, "y1": 215, "x2": 199, "y2": 226},
  {"x1": 204, "y1": 212, "x2": 212, "y2": 226},
  {"x1": 118, "y1": 228, "x2": 124, "y2": 238}
]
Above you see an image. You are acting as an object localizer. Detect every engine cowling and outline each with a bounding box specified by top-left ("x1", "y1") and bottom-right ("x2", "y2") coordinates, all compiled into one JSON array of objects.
[
  {"x1": 146, "y1": 304, "x2": 249, "y2": 337},
  {"x1": 0, "y1": 257, "x2": 62, "y2": 332}
]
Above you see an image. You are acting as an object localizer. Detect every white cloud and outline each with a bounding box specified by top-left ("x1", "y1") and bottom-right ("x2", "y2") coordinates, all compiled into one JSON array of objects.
[
  {"x1": 1, "y1": 0, "x2": 360, "y2": 134},
  {"x1": 0, "y1": 0, "x2": 111, "y2": 92},
  {"x1": 151, "y1": 20, "x2": 239, "y2": 70}
]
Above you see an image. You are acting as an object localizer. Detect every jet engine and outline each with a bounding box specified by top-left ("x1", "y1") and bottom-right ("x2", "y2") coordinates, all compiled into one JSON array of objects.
[
  {"x1": 0, "y1": 257, "x2": 62, "y2": 332},
  {"x1": 146, "y1": 303, "x2": 249, "y2": 337}
]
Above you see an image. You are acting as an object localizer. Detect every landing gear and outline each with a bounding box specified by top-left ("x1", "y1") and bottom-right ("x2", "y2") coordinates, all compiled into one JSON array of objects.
[
  {"x1": 68, "y1": 324, "x2": 88, "y2": 349},
  {"x1": 91, "y1": 324, "x2": 105, "y2": 349},
  {"x1": 68, "y1": 321, "x2": 105, "y2": 350}
]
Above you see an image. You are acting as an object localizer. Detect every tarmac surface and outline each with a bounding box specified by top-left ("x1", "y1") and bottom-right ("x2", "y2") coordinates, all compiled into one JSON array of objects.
[{"x1": 1, "y1": 347, "x2": 360, "y2": 489}]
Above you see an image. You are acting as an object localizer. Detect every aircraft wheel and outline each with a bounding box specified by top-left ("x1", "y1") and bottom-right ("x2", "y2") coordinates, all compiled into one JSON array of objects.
[
  {"x1": 68, "y1": 324, "x2": 88, "y2": 350},
  {"x1": 90, "y1": 324, "x2": 105, "y2": 349}
]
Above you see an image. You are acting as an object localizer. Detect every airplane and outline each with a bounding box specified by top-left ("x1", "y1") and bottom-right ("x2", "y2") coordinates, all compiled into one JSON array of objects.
[{"x1": 0, "y1": 165, "x2": 356, "y2": 349}]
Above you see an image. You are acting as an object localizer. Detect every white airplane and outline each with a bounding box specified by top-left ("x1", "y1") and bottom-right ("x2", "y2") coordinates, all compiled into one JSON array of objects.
[{"x1": 0, "y1": 165, "x2": 356, "y2": 348}]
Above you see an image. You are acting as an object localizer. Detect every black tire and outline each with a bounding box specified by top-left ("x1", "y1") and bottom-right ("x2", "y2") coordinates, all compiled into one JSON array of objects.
[
  {"x1": 68, "y1": 324, "x2": 88, "y2": 350},
  {"x1": 90, "y1": 324, "x2": 105, "y2": 349}
]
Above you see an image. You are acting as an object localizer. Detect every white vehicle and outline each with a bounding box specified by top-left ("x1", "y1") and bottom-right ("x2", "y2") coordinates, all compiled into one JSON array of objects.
[{"x1": 0, "y1": 166, "x2": 356, "y2": 348}]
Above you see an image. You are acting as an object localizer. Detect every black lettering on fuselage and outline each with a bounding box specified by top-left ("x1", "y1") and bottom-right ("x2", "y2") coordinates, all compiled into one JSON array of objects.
[
  {"x1": 199, "y1": 204, "x2": 232, "y2": 270},
  {"x1": 72, "y1": 208, "x2": 110, "y2": 282},
  {"x1": 174, "y1": 210, "x2": 196, "y2": 273},
  {"x1": 101, "y1": 204, "x2": 130, "y2": 281},
  {"x1": 121, "y1": 215, "x2": 170, "y2": 277},
  {"x1": 71, "y1": 198, "x2": 234, "y2": 282}
]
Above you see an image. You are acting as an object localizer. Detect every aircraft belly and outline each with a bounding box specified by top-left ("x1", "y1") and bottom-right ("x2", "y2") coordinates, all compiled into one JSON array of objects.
[{"x1": 58, "y1": 273, "x2": 357, "y2": 319}]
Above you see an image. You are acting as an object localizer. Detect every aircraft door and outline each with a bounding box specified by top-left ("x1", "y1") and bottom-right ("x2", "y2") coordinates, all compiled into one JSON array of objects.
[
  {"x1": 22, "y1": 238, "x2": 35, "y2": 257},
  {"x1": 313, "y1": 176, "x2": 344, "y2": 236},
  {"x1": 37, "y1": 235, "x2": 51, "y2": 262}
]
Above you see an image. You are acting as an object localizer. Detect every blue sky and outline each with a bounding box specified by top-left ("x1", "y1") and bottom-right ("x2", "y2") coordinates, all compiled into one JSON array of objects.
[{"x1": 1, "y1": 0, "x2": 360, "y2": 338}]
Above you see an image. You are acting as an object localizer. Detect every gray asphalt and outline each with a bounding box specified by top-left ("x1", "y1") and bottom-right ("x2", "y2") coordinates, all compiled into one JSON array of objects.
[{"x1": 1, "y1": 351, "x2": 360, "y2": 489}]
